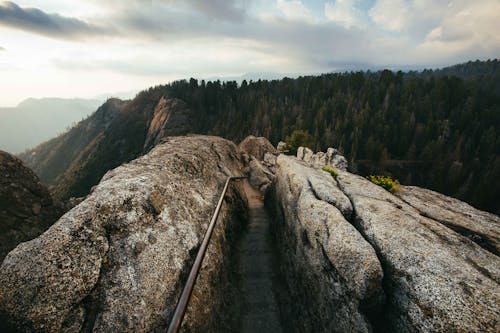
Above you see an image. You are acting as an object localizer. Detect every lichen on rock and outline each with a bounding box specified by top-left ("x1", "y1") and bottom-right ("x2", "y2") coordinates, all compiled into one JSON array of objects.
[{"x1": 0, "y1": 135, "x2": 247, "y2": 333}]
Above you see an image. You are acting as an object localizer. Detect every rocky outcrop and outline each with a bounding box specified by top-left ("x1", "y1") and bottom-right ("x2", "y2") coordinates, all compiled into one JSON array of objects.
[
  {"x1": 238, "y1": 135, "x2": 277, "y2": 161},
  {"x1": 270, "y1": 154, "x2": 500, "y2": 332},
  {"x1": 239, "y1": 136, "x2": 277, "y2": 193},
  {"x1": 0, "y1": 136, "x2": 247, "y2": 333},
  {"x1": 297, "y1": 146, "x2": 348, "y2": 170},
  {"x1": 395, "y1": 185, "x2": 500, "y2": 255},
  {"x1": 0, "y1": 151, "x2": 64, "y2": 261},
  {"x1": 268, "y1": 155, "x2": 384, "y2": 332},
  {"x1": 335, "y1": 170, "x2": 499, "y2": 332},
  {"x1": 143, "y1": 97, "x2": 193, "y2": 152}
]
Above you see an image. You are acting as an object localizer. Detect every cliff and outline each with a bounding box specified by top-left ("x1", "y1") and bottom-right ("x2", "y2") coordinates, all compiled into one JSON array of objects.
[
  {"x1": 0, "y1": 136, "x2": 246, "y2": 332},
  {"x1": 0, "y1": 151, "x2": 64, "y2": 261},
  {"x1": 19, "y1": 95, "x2": 192, "y2": 201},
  {"x1": 268, "y1": 151, "x2": 499, "y2": 332}
]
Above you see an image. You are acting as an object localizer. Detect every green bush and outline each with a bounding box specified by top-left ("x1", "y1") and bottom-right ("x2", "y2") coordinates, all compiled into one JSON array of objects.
[
  {"x1": 284, "y1": 130, "x2": 314, "y2": 155},
  {"x1": 322, "y1": 165, "x2": 338, "y2": 178},
  {"x1": 367, "y1": 175, "x2": 400, "y2": 193}
]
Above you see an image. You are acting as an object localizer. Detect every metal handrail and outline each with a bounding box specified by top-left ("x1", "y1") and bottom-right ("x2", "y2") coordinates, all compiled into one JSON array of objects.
[{"x1": 167, "y1": 176, "x2": 247, "y2": 333}]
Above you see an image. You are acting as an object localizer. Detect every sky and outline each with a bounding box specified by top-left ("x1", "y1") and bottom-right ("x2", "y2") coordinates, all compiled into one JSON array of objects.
[{"x1": 0, "y1": 0, "x2": 499, "y2": 106}]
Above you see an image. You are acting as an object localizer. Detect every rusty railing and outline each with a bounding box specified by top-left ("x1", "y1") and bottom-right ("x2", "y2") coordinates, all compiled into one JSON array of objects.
[{"x1": 167, "y1": 176, "x2": 247, "y2": 333}]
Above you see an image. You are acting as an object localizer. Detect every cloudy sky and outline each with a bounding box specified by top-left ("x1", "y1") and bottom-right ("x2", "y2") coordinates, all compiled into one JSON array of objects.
[{"x1": 0, "y1": 0, "x2": 499, "y2": 106}]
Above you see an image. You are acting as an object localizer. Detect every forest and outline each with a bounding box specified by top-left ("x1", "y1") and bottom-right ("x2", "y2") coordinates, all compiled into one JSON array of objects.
[
  {"x1": 22, "y1": 60, "x2": 499, "y2": 214},
  {"x1": 153, "y1": 59, "x2": 499, "y2": 213}
]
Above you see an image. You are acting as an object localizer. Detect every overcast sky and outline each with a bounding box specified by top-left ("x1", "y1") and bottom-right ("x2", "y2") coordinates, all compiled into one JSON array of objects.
[{"x1": 0, "y1": 0, "x2": 499, "y2": 106}]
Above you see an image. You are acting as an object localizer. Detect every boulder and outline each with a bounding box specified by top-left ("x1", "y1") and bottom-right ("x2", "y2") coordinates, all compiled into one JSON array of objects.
[
  {"x1": 0, "y1": 151, "x2": 64, "y2": 261},
  {"x1": 239, "y1": 135, "x2": 277, "y2": 160},
  {"x1": 248, "y1": 157, "x2": 275, "y2": 192},
  {"x1": 268, "y1": 155, "x2": 384, "y2": 332},
  {"x1": 335, "y1": 170, "x2": 500, "y2": 332},
  {"x1": 276, "y1": 141, "x2": 287, "y2": 154},
  {"x1": 0, "y1": 136, "x2": 247, "y2": 333}
]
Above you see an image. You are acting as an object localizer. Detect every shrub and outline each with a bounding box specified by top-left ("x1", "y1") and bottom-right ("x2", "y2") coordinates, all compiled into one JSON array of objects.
[
  {"x1": 322, "y1": 165, "x2": 338, "y2": 178},
  {"x1": 284, "y1": 130, "x2": 314, "y2": 155},
  {"x1": 367, "y1": 175, "x2": 400, "y2": 193}
]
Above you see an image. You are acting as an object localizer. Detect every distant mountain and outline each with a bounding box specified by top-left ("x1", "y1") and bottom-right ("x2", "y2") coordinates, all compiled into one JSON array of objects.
[
  {"x1": 19, "y1": 94, "x2": 192, "y2": 200},
  {"x1": 20, "y1": 60, "x2": 499, "y2": 214},
  {"x1": 0, "y1": 97, "x2": 103, "y2": 153}
]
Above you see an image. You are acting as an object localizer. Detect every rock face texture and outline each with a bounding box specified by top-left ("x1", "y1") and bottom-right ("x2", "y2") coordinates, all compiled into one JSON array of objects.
[
  {"x1": 238, "y1": 135, "x2": 277, "y2": 161},
  {"x1": 270, "y1": 154, "x2": 500, "y2": 332},
  {"x1": 297, "y1": 146, "x2": 348, "y2": 170},
  {"x1": 239, "y1": 136, "x2": 277, "y2": 193},
  {"x1": 0, "y1": 136, "x2": 247, "y2": 333},
  {"x1": 395, "y1": 185, "x2": 500, "y2": 255},
  {"x1": 267, "y1": 155, "x2": 384, "y2": 332},
  {"x1": 143, "y1": 97, "x2": 193, "y2": 152},
  {"x1": 0, "y1": 151, "x2": 64, "y2": 261}
]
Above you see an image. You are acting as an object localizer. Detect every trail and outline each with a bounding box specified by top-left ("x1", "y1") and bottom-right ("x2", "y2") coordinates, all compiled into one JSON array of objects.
[{"x1": 235, "y1": 181, "x2": 283, "y2": 332}]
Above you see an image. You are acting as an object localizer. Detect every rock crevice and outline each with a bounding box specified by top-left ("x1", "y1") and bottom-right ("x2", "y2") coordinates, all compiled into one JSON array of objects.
[{"x1": 0, "y1": 135, "x2": 247, "y2": 333}]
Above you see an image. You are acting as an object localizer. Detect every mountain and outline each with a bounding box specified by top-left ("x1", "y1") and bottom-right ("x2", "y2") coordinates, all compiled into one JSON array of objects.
[
  {"x1": 0, "y1": 98, "x2": 102, "y2": 153},
  {"x1": 19, "y1": 60, "x2": 499, "y2": 214}
]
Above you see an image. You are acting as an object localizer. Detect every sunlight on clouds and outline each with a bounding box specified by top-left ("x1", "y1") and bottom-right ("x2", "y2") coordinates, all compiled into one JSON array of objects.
[
  {"x1": 324, "y1": 0, "x2": 365, "y2": 29},
  {"x1": 276, "y1": 0, "x2": 315, "y2": 23},
  {"x1": 420, "y1": 0, "x2": 500, "y2": 58},
  {"x1": 0, "y1": 0, "x2": 499, "y2": 105},
  {"x1": 369, "y1": 0, "x2": 410, "y2": 32}
]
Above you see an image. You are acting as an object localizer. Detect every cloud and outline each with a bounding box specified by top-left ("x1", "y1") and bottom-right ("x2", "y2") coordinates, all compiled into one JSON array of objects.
[
  {"x1": 184, "y1": 0, "x2": 249, "y2": 21},
  {"x1": 276, "y1": 0, "x2": 314, "y2": 23},
  {"x1": 324, "y1": 0, "x2": 364, "y2": 29},
  {"x1": 369, "y1": 0, "x2": 410, "y2": 32},
  {"x1": 0, "y1": 1, "x2": 112, "y2": 40}
]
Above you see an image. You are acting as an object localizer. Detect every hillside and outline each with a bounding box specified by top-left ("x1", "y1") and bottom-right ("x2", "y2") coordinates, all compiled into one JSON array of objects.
[
  {"x1": 20, "y1": 60, "x2": 500, "y2": 213},
  {"x1": 0, "y1": 98, "x2": 102, "y2": 153}
]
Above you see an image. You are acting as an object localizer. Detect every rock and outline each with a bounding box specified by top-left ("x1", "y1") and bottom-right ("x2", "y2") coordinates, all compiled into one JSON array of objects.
[
  {"x1": 335, "y1": 170, "x2": 500, "y2": 332},
  {"x1": 395, "y1": 185, "x2": 500, "y2": 255},
  {"x1": 238, "y1": 135, "x2": 277, "y2": 160},
  {"x1": 0, "y1": 151, "x2": 64, "y2": 261},
  {"x1": 302, "y1": 147, "x2": 314, "y2": 164},
  {"x1": 143, "y1": 97, "x2": 193, "y2": 152},
  {"x1": 268, "y1": 155, "x2": 384, "y2": 332},
  {"x1": 296, "y1": 146, "x2": 304, "y2": 160},
  {"x1": 0, "y1": 136, "x2": 247, "y2": 333},
  {"x1": 276, "y1": 141, "x2": 287, "y2": 153},
  {"x1": 331, "y1": 155, "x2": 348, "y2": 170},
  {"x1": 263, "y1": 152, "x2": 277, "y2": 167},
  {"x1": 248, "y1": 157, "x2": 274, "y2": 191},
  {"x1": 297, "y1": 146, "x2": 348, "y2": 170}
]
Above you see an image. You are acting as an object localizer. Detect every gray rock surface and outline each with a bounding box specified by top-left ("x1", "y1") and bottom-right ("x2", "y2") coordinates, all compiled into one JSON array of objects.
[
  {"x1": 268, "y1": 155, "x2": 384, "y2": 332},
  {"x1": 0, "y1": 151, "x2": 65, "y2": 261},
  {"x1": 395, "y1": 185, "x2": 500, "y2": 255},
  {"x1": 0, "y1": 135, "x2": 247, "y2": 333},
  {"x1": 276, "y1": 141, "x2": 287, "y2": 153},
  {"x1": 335, "y1": 170, "x2": 500, "y2": 332},
  {"x1": 238, "y1": 135, "x2": 277, "y2": 161},
  {"x1": 143, "y1": 97, "x2": 193, "y2": 152},
  {"x1": 248, "y1": 157, "x2": 275, "y2": 192},
  {"x1": 239, "y1": 136, "x2": 277, "y2": 193},
  {"x1": 297, "y1": 146, "x2": 348, "y2": 170}
]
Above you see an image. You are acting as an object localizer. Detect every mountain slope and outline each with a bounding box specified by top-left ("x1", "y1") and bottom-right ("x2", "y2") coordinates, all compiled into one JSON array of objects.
[
  {"x1": 0, "y1": 98, "x2": 102, "y2": 153},
  {"x1": 20, "y1": 94, "x2": 192, "y2": 200}
]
